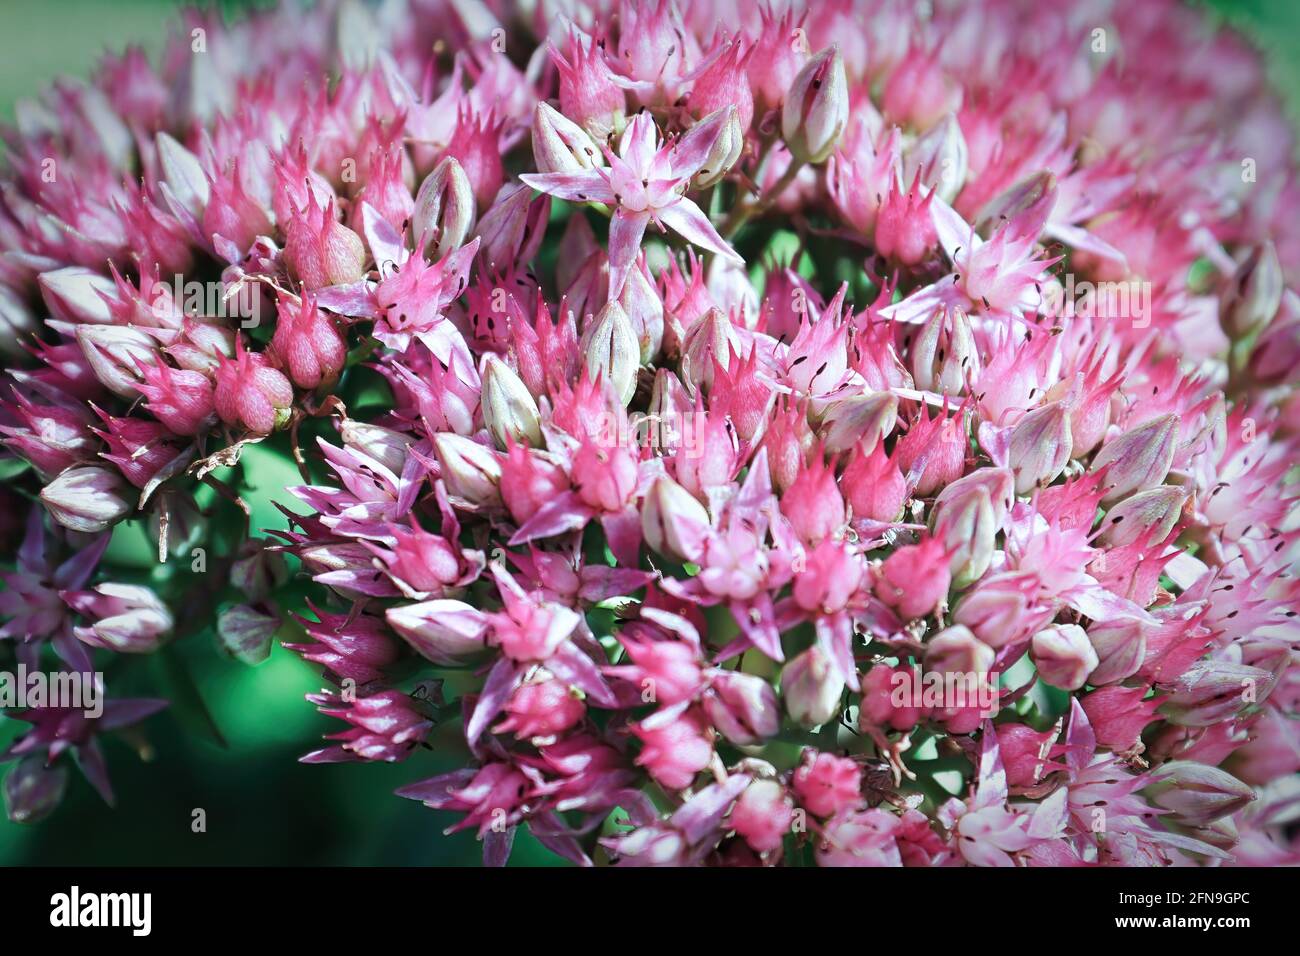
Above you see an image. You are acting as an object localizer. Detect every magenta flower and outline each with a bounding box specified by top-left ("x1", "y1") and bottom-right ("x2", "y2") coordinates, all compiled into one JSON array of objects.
[{"x1": 1, "y1": 0, "x2": 1298, "y2": 868}]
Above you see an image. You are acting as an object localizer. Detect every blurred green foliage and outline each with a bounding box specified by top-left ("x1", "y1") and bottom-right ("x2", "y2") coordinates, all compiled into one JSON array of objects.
[{"x1": 0, "y1": 0, "x2": 1296, "y2": 866}]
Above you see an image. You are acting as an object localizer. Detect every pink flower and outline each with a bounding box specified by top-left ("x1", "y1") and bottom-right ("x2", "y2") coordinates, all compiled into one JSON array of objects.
[
  {"x1": 269, "y1": 294, "x2": 346, "y2": 390},
  {"x1": 283, "y1": 193, "x2": 366, "y2": 291},
  {"x1": 633, "y1": 705, "x2": 713, "y2": 790},
  {"x1": 876, "y1": 536, "x2": 951, "y2": 620},
  {"x1": 212, "y1": 339, "x2": 294, "y2": 435},
  {"x1": 6, "y1": 0, "x2": 1300, "y2": 866},
  {"x1": 859, "y1": 664, "x2": 928, "y2": 732},
  {"x1": 488, "y1": 570, "x2": 581, "y2": 663},
  {"x1": 731, "y1": 778, "x2": 794, "y2": 853},
  {"x1": 303, "y1": 687, "x2": 434, "y2": 763},
  {"x1": 494, "y1": 671, "x2": 586, "y2": 740},
  {"x1": 687, "y1": 36, "x2": 754, "y2": 131},
  {"x1": 500, "y1": 442, "x2": 570, "y2": 525},
  {"x1": 572, "y1": 437, "x2": 638, "y2": 513},
  {"x1": 780, "y1": 450, "x2": 845, "y2": 545},
  {"x1": 841, "y1": 441, "x2": 907, "y2": 522},
  {"x1": 398, "y1": 761, "x2": 532, "y2": 837},
  {"x1": 793, "y1": 538, "x2": 862, "y2": 614},
  {"x1": 1080, "y1": 685, "x2": 1162, "y2": 752},
  {"x1": 520, "y1": 111, "x2": 742, "y2": 297},
  {"x1": 792, "y1": 749, "x2": 861, "y2": 818},
  {"x1": 204, "y1": 158, "x2": 273, "y2": 254},
  {"x1": 816, "y1": 808, "x2": 904, "y2": 866},
  {"x1": 284, "y1": 605, "x2": 400, "y2": 685},
  {"x1": 876, "y1": 172, "x2": 938, "y2": 266},
  {"x1": 444, "y1": 107, "x2": 505, "y2": 211},
  {"x1": 607, "y1": 635, "x2": 705, "y2": 706},
  {"x1": 994, "y1": 723, "x2": 1061, "y2": 789},
  {"x1": 132, "y1": 358, "x2": 215, "y2": 437},
  {"x1": 549, "y1": 28, "x2": 627, "y2": 140}
]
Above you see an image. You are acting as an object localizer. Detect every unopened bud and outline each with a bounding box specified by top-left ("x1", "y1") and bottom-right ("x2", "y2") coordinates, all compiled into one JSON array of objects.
[
  {"x1": 481, "y1": 355, "x2": 542, "y2": 449},
  {"x1": 780, "y1": 645, "x2": 844, "y2": 727},
  {"x1": 432, "y1": 433, "x2": 503, "y2": 509},
  {"x1": 65, "y1": 582, "x2": 173, "y2": 653},
  {"x1": 931, "y1": 483, "x2": 997, "y2": 588},
  {"x1": 75, "y1": 324, "x2": 158, "y2": 397},
  {"x1": 619, "y1": 261, "x2": 665, "y2": 364},
  {"x1": 912, "y1": 306, "x2": 978, "y2": 395},
  {"x1": 1163, "y1": 659, "x2": 1275, "y2": 727},
  {"x1": 902, "y1": 112, "x2": 967, "y2": 205},
  {"x1": 230, "y1": 541, "x2": 290, "y2": 602},
  {"x1": 781, "y1": 47, "x2": 848, "y2": 165},
  {"x1": 580, "y1": 301, "x2": 640, "y2": 406},
  {"x1": 680, "y1": 307, "x2": 740, "y2": 393},
  {"x1": 1100, "y1": 485, "x2": 1189, "y2": 547},
  {"x1": 1085, "y1": 618, "x2": 1147, "y2": 685},
  {"x1": 156, "y1": 131, "x2": 209, "y2": 217},
  {"x1": 1090, "y1": 413, "x2": 1179, "y2": 505},
  {"x1": 819, "y1": 391, "x2": 898, "y2": 455},
  {"x1": 338, "y1": 420, "x2": 413, "y2": 475},
  {"x1": 1222, "y1": 241, "x2": 1282, "y2": 339},
  {"x1": 925, "y1": 625, "x2": 995, "y2": 676},
  {"x1": 4, "y1": 757, "x2": 68, "y2": 824},
  {"x1": 217, "y1": 602, "x2": 279, "y2": 665},
  {"x1": 1144, "y1": 761, "x2": 1254, "y2": 827},
  {"x1": 934, "y1": 466, "x2": 1015, "y2": 523},
  {"x1": 642, "y1": 476, "x2": 710, "y2": 563},
  {"x1": 531, "y1": 102, "x2": 604, "y2": 174},
  {"x1": 412, "y1": 156, "x2": 476, "y2": 261},
  {"x1": 1007, "y1": 400, "x2": 1073, "y2": 494},
  {"x1": 693, "y1": 107, "x2": 744, "y2": 189},
  {"x1": 1030, "y1": 623, "x2": 1097, "y2": 691},
  {"x1": 38, "y1": 267, "x2": 116, "y2": 324},
  {"x1": 703, "y1": 671, "x2": 780, "y2": 746},
  {"x1": 40, "y1": 465, "x2": 132, "y2": 532},
  {"x1": 386, "y1": 598, "x2": 490, "y2": 665}
]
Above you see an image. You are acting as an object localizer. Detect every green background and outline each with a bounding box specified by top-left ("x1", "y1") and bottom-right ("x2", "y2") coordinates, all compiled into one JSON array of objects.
[{"x1": 0, "y1": 0, "x2": 1293, "y2": 865}]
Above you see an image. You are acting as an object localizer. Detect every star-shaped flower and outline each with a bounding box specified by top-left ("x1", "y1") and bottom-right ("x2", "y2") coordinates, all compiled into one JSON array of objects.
[{"x1": 521, "y1": 111, "x2": 742, "y2": 298}]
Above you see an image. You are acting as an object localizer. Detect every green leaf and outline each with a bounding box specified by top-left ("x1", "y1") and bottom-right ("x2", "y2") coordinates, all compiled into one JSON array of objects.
[
  {"x1": 0, "y1": 457, "x2": 31, "y2": 481},
  {"x1": 151, "y1": 645, "x2": 228, "y2": 749}
]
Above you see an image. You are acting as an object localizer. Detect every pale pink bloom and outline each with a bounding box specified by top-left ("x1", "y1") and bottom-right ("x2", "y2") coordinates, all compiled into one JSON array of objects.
[{"x1": 520, "y1": 111, "x2": 741, "y2": 297}]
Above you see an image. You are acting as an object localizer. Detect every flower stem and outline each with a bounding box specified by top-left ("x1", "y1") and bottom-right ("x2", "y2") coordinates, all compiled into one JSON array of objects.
[{"x1": 721, "y1": 159, "x2": 807, "y2": 239}]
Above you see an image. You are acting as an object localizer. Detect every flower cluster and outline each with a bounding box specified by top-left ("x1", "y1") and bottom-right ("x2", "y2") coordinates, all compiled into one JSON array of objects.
[{"x1": 2, "y1": 0, "x2": 1299, "y2": 866}]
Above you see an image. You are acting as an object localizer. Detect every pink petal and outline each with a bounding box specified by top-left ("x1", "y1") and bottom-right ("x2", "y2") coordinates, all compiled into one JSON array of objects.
[
  {"x1": 670, "y1": 109, "x2": 729, "y2": 180},
  {"x1": 508, "y1": 491, "x2": 594, "y2": 545},
  {"x1": 1044, "y1": 221, "x2": 1128, "y2": 267},
  {"x1": 657, "y1": 198, "x2": 742, "y2": 263},
  {"x1": 618, "y1": 113, "x2": 659, "y2": 174},
  {"x1": 606, "y1": 208, "x2": 651, "y2": 299},
  {"x1": 929, "y1": 192, "x2": 978, "y2": 261},
  {"x1": 518, "y1": 170, "x2": 614, "y2": 204}
]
